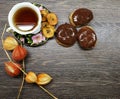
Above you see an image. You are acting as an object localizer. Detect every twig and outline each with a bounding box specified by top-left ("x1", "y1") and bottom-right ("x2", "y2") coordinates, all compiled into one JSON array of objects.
[
  {"x1": 13, "y1": 61, "x2": 58, "y2": 99},
  {"x1": 2, "y1": 43, "x2": 27, "y2": 75},
  {"x1": 17, "y1": 44, "x2": 26, "y2": 99},
  {"x1": 16, "y1": 60, "x2": 25, "y2": 99},
  {"x1": 1, "y1": 24, "x2": 26, "y2": 75},
  {"x1": 1, "y1": 24, "x2": 12, "y2": 61},
  {"x1": 1, "y1": 24, "x2": 7, "y2": 43},
  {"x1": 4, "y1": 49, "x2": 12, "y2": 61},
  {"x1": 1, "y1": 24, "x2": 26, "y2": 99},
  {"x1": 1, "y1": 24, "x2": 58, "y2": 99},
  {"x1": 39, "y1": 85, "x2": 58, "y2": 99},
  {"x1": 12, "y1": 61, "x2": 27, "y2": 75}
]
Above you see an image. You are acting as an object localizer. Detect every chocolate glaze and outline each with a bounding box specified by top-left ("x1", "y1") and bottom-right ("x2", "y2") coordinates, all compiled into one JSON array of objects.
[
  {"x1": 77, "y1": 26, "x2": 97, "y2": 49},
  {"x1": 72, "y1": 8, "x2": 93, "y2": 27},
  {"x1": 55, "y1": 23, "x2": 77, "y2": 47}
]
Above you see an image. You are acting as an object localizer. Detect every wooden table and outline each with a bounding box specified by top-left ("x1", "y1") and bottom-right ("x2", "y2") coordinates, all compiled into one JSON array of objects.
[{"x1": 0, "y1": 0, "x2": 120, "y2": 99}]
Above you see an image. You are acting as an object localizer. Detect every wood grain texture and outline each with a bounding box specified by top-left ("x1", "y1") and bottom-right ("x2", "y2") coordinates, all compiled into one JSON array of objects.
[{"x1": 0, "y1": 0, "x2": 120, "y2": 99}]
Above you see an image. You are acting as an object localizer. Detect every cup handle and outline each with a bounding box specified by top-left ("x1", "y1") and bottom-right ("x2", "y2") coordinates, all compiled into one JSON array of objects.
[{"x1": 6, "y1": 27, "x2": 14, "y2": 33}]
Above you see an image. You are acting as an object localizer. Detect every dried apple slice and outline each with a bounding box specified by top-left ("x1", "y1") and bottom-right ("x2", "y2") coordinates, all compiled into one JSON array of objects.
[{"x1": 47, "y1": 13, "x2": 58, "y2": 26}]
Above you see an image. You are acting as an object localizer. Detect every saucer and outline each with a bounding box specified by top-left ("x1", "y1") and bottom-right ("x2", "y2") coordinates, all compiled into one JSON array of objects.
[{"x1": 14, "y1": 3, "x2": 50, "y2": 47}]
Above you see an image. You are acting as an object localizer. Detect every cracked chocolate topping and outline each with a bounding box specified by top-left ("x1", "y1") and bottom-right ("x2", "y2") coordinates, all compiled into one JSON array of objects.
[
  {"x1": 77, "y1": 26, "x2": 97, "y2": 49},
  {"x1": 72, "y1": 8, "x2": 93, "y2": 27},
  {"x1": 55, "y1": 23, "x2": 77, "y2": 47}
]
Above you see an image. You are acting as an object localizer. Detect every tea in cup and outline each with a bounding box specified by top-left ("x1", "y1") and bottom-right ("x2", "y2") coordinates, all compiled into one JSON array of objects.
[{"x1": 8, "y1": 2, "x2": 42, "y2": 35}]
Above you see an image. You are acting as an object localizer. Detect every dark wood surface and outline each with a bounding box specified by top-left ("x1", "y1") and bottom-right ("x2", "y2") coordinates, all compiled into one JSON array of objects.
[{"x1": 0, "y1": 0, "x2": 120, "y2": 99}]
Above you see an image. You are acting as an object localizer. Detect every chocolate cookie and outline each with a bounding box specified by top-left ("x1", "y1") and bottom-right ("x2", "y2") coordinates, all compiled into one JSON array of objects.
[
  {"x1": 77, "y1": 26, "x2": 97, "y2": 50},
  {"x1": 55, "y1": 23, "x2": 77, "y2": 47},
  {"x1": 69, "y1": 8, "x2": 93, "y2": 27}
]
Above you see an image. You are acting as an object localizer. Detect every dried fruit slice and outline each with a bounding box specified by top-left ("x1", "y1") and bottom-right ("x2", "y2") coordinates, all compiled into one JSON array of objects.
[
  {"x1": 41, "y1": 22, "x2": 49, "y2": 29},
  {"x1": 47, "y1": 13, "x2": 58, "y2": 26},
  {"x1": 42, "y1": 25, "x2": 55, "y2": 38},
  {"x1": 41, "y1": 10, "x2": 49, "y2": 22}
]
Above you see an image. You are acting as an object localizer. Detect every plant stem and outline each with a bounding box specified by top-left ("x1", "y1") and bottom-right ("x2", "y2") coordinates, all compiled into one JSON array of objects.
[
  {"x1": 13, "y1": 61, "x2": 58, "y2": 99},
  {"x1": 39, "y1": 85, "x2": 58, "y2": 99},
  {"x1": 1, "y1": 24, "x2": 12, "y2": 61},
  {"x1": 1, "y1": 24, "x2": 25, "y2": 99},
  {"x1": 1, "y1": 24, "x2": 27, "y2": 76},
  {"x1": 1, "y1": 24, "x2": 7, "y2": 44},
  {"x1": 12, "y1": 61, "x2": 27, "y2": 75},
  {"x1": 2, "y1": 45, "x2": 27, "y2": 75},
  {"x1": 17, "y1": 45, "x2": 26, "y2": 99},
  {"x1": 4, "y1": 49, "x2": 12, "y2": 61},
  {"x1": 17, "y1": 60, "x2": 25, "y2": 99},
  {"x1": 1, "y1": 24, "x2": 58, "y2": 99}
]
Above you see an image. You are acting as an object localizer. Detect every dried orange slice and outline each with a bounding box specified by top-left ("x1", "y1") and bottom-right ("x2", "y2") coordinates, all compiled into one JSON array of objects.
[
  {"x1": 41, "y1": 10, "x2": 49, "y2": 21},
  {"x1": 42, "y1": 25, "x2": 55, "y2": 38},
  {"x1": 47, "y1": 13, "x2": 58, "y2": 26},
  {"x1": 41, "y1": 22, "x2": 49, "y2": 29}
]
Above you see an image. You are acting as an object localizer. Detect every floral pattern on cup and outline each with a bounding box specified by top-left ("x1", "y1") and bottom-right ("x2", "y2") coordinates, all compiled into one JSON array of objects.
[{"x1": 32, "y1": 32, "x2": 46, "y2": 44}]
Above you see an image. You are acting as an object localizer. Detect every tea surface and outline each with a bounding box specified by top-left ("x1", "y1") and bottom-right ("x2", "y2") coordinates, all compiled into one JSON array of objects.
[{"x1": 13, "y1": 7, "x2": 38, "y2": 31}]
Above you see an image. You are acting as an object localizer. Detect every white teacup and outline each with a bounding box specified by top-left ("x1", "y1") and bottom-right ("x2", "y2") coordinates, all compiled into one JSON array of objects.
[{"x1": 8, "y1": 2, "x2": 42, "y2": 35}]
